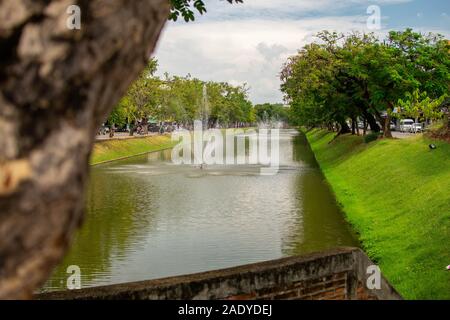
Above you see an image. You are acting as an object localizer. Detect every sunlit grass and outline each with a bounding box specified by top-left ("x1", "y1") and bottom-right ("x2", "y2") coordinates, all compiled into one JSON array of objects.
[
  {"x1": 306, "y1": 129, "x2": 450, "y2": 299},
  {"x1": 91, "y1": 135, "x2": 176, "y2": 165}
]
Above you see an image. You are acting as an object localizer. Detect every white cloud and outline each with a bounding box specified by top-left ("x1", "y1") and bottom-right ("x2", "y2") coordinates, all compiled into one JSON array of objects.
[
  {"x1": 153, "y1": 0, "x2": 447, "y2": 104},
  {"x1": 155, "y1": 15, "x2": 377, "y2": 103},
  {"x1": 232, "y1": 0, "x2": 412, "y2": 11}
]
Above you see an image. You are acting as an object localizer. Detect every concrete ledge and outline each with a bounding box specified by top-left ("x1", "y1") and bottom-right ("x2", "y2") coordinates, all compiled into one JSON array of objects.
[{"x1": 36, "y1": 247, "x2": 402, "y2": 300}]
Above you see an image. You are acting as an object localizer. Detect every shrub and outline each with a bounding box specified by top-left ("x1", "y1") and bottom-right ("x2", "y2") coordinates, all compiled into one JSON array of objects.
[{"x1": 364, "y1": 132, "x2": 380, "y2": 143}]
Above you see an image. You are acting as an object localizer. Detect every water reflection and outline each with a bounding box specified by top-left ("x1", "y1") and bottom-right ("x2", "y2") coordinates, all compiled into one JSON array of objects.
[
  {"x1": 281, "y1": 133, "x2": 358, "y2": 255},
  {"x1": 43, "y1": 130, "x2": 358, "y2": 292}
]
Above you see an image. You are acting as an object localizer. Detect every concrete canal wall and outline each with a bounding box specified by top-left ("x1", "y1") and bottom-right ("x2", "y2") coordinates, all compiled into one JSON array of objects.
[{"x1": 37, "y1": 247, "x2": 401, "y2": 300}]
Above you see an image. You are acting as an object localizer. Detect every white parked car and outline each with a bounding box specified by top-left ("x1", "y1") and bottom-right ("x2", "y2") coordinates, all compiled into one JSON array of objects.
[
  {"x1": 399, "y1": 119, "x2": 414, "y2": 133},
  {"x1": 410, "y1": 123, "x2": 423, "y2": 133}
]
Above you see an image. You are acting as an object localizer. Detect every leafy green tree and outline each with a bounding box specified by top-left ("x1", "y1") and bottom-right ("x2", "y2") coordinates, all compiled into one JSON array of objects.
[
  {"x1": 396, "y1": 89, "x2": 447, "y2": 122},
  {"x1": 281, "y1": 36, "x2": 352, "y2": 133},
  {"x1": 108, "y1": 59, "x2": 159, "y2": 135},
  {"x1": 281, "y1": 29, "x2": 450, "y2": 137},
  {"x1": 169, "y1": 0, "x2": 243, "y2": 22},
  {"x1": 254, "y1": 103, "x2": 289, "y2": 123},
  {"x1": 108, "y1": 61, "x2": 255, "y2": 130},
  {"x1": 388, "y1": 29, "x2": 450, "y2": 99}
]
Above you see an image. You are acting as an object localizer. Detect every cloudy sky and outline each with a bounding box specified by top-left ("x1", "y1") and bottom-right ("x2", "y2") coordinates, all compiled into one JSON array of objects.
[{"x1": 154, "y1": 0, "x2": 450, "y2": 104}]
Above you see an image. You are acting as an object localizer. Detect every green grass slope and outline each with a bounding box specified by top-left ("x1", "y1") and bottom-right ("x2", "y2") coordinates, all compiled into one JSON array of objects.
[
  {"x1": 306, "y1": 129, "x2": 450, "y2": 299},
  {"x1": 91, "y1": 135, "x2": 176, "y2": 165}
]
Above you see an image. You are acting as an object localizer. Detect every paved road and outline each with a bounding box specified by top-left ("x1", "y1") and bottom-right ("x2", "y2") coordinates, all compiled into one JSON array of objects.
[
  {"x1": 95, "y1": 130, "x2": 418, "y2": 141},
  {"x1": 95, "y1": 132, "x2": 159, "y2": 140},
  {"x1": 391, "y1": 131, "x2": 418, "y2": 139}
]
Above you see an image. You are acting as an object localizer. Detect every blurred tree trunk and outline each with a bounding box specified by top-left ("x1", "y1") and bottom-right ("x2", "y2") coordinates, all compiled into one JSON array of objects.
[
  {"x1": 383, "y1": 105, "x2": 393, "y2": 138},
  {"x1": 361, "y1": 109, "x2": 380, "y2": 133},
  {"x1": 338, "y1": 120, "x2": 351, "y2": 135},
  {"x1": 0, "y1": 0, "x2": 169, "y2": 299}
]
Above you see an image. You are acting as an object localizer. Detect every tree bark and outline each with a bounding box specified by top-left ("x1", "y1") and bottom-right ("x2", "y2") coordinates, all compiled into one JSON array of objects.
[
  {"x1": 383, "y1": 114, "x2": 393, "y2": 138},
  {"x1": 0, "y1": 0, "x2": 169, "y2": 299},
  {"x1": 360, "y1": 108, "x2": 380, "y2": 133},
  {"x1": 383, "y1": 106, "x2": 393, "y2": 138},
  {"x1": 338, "y1": 120, "x2": 351, "y2": 135}
]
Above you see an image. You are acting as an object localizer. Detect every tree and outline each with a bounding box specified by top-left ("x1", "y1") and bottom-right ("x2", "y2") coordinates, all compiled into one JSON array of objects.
[
  {"x1": 395, "y1": 89, "x2": 447, "y2": 122},
  {"x1": 281, "y1": 30, "x2": 450, "y2": 137},
  {"x1": 281, "y1": 36, "x2": 352, "y2": 134},
  {"x1": 108, "y1": 59, "x2": 160, "y2": 135},
  {"x1": 254, "y1": 103, "x2": 289, "y2": 123},
  {"x1": 0, "y1": 0, "x2": 241, "y2": 299},
  {"x1": 169, "y1": 0, "x2": 243, "y2": 22},
  {"x1": 113, "y1": 69, "x2": 255, "y2": 129}
]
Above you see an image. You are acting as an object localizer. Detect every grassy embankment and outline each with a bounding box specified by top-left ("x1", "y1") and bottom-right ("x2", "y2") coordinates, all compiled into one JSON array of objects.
[
  {"x1": 306, "y1": 129, "x2": 450, "y2": 300},
  {"x1": 91, "y1": 134, "x2": 176, "y2": 165}
]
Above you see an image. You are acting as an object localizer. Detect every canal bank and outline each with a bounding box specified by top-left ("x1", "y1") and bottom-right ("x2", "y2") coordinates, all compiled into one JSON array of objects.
[
  {"x1": 90, "y1": 128, "x2": 257, "y2": 165},
  {"x1": 305, "y1": 129, "x2": 450, "y2": 299},
  {"x1": 38, "y1": 248, "x2": 401, "y2": 300},
  {"x1": 43, "y1": 130, "x2": 359, "y2": 292},
  {"x1": 91, "y1": 134, "x2": 176, "y2": 165}
]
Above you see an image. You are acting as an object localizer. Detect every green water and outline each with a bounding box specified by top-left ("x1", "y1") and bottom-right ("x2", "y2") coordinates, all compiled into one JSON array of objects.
[{"x1": 43, "y1": 130, "x2": 358, "y2": 291}]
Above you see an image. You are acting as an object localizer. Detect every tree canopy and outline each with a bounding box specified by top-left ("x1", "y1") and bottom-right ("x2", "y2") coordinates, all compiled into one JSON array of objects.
[
  {"x1": 107, "y1": 59, "x2": 255, "y2": 129},
  {"x1": 169, "y1": 0, "x2": 243, "y2": 22},
  {"x1": 281, "y1": 29, "x2": 450, "y2": 136},
  {"x1": 254, "y1": 103, "x2": 290, "y2": 123}
]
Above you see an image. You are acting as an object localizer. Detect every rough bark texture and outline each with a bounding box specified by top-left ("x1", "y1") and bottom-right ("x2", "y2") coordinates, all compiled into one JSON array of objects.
[
  {"x1": 361, "y1": 109, "x2": 380, "y2": 133},
  {"x1": 0, "y1": 0, "x2": 169, "y2": 299},
  {"x1": 382, "y1": 105, "x2": 393, "y2": 139}
]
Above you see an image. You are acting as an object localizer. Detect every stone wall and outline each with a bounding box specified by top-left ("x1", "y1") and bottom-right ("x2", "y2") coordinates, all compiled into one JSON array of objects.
[{"x1": 37, "y1": 247, "x2": 402, "y2": 300}]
